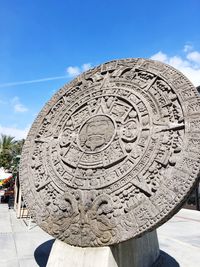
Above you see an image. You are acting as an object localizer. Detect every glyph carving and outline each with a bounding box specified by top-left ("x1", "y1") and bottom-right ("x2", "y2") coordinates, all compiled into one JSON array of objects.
[{"x1": 19, "y1": 58, "x2": 200, "y2": 247}]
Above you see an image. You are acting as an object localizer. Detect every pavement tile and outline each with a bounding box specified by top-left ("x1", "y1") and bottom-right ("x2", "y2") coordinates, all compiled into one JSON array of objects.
[
  {"x1": 14, "y1": 231, "x2": 52, "y2": 259},
  {"x1": 19, "y1": 257, "x2": 40, "y2": 267},
  {"x1": 0, "y1": 233, "x2": 17, "y2": 260},
  {"x1": 0, "y1": 208, "x2": 12, "y2": 233},
  {"x1": 158, "y1": 208, "x2": 200, "y2": 267},
  {"x1": 159, "y1": 235, "x2": 200, "y2": 267},
  {"x1": 0, "y1": 259, "x2": 19, "y2": 267}
]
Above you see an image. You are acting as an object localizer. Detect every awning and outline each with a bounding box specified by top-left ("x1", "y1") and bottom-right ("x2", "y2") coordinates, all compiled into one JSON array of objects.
[{"x1": 0, "y1": 168, "x2": 12, "y2": 181}]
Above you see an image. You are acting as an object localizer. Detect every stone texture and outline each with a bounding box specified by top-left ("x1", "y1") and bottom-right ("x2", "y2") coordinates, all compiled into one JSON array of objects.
[
  {"x1": 19, "y1": 58, "x2": 200, "y2": 247},
  {"x1": 46, "y1": 230, "x2": 159, "y2": 267}
]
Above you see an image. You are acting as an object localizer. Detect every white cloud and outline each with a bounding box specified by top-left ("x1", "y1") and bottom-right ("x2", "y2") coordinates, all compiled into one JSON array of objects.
[
  {"x1": 151, "y1": 47, "x2": 200, "y2": 86},
  {"x1": 82, "y1": 63, "x2": 92, "y2": 71},
  {"x1": 183, "y1": 44, "x2": 193, "y2": 53},
  {"x1": 11, "y1": 97, "x2": 28, "y2": 113},
  {"x1": 66, "y1": 63, "x2": 92, "y2": 78},
  {"x1": 14, "y1": 103, "x2": 28, "y2": 113},
  {"x1": 186, "y1": 51, "x2": 200, "y2": 65},
  {"x1": 66, "y1": 66, "x2": 81, "y2": 77},
  {"x1": 151, "y1": 51, "x2": 168, "y2": 62},
  {"x1": 0, "y1": 124, "x2": 30, "y2": 140}
]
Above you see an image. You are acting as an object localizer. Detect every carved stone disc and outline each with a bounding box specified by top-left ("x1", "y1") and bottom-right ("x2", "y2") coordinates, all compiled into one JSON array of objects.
[{"x1": 19, "y1": 58, "x2": 200, "y2": 247}]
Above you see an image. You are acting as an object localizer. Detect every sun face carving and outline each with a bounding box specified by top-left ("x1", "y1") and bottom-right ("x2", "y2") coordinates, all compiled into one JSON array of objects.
[
  {"x1": 56, "y1": 94, "x2": 143, "y2": 189},
  {"x1": 78, "y1": 115, "x2": 115, "y2": 153}
]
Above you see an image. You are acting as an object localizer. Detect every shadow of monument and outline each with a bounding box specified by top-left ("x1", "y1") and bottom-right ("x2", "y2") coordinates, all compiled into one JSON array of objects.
[
  {"x1": 34, "y1": 239, "x2": 55, "y2": 267},
  {"x1": 34, "y1": 239, "x2": 180, "y2": 267},
  {"x1": 110, "y1": 245, "x2": 180, "y2": 267},
  {"x1": 153, "y1": 250, "x2": 180, "y2": 267}
]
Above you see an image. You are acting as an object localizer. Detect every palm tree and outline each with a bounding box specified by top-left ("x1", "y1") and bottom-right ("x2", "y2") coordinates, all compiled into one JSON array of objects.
[
  {"x1": 12, "y1": 139, "x2": 25, "y2": 174},
  {"x1": 0, "y1": 134, "x2": 16, "y2": 170},
  {"x1": 0, "y1": 134, "x2": 16, "y2": 151},
  {"x1": 12, "y1": 139, "x2": 25, "y2": 157}
]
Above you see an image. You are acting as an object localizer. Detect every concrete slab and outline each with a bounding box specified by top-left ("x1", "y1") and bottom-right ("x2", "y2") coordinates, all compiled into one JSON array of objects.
[
  {"x1": 158, "y1": 209, "x2": 200, "y2": 267},
  {"x1": 0, "y1": 204, "x2": 200, "y2": 267},
  {"x1": 9, "y1": 210, "x2": 30, "y2": 233},
  {"x1": 19, "y1": 257, "x2": 39, "y2": 267},
  {"x1": 14, "y1": 231, "x2": 52, "y2": 259},
  {"x1": 0, "y1": 205, "x2": 12, "y2": 233},
  {"x1": 0, "y1": 259, "x2": 19, "y2": 267},
  {"x1": 47, "y1": 231, "x2": 159, "y2": 267},
  {"x1": 0, "y1": 233, "x2": 17, "y2": 260},
  {"x1": 0, "y1": 204, "x2": 52, "y2": 267}
]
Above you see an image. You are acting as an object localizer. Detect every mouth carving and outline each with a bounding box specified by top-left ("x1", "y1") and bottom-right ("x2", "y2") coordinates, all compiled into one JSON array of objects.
[{"x1": 85, "y1": 135, "x2": 106, "y2": 151}]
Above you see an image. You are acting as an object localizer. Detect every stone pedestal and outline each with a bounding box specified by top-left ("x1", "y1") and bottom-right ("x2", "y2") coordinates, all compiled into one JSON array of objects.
[{"x1": 47, "y1": 230, "x2": 160, "y2": 267}]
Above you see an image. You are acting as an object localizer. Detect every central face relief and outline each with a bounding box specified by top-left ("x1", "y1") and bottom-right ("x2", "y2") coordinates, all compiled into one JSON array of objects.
[{"x1": 78, "y1": 115, "x2": 115, "y2": 153}]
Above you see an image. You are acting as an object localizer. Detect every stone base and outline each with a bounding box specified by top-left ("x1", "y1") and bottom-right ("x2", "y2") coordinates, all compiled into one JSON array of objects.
[{"x1": 47, "y1": 230, "x2": 160, "y2": 267}]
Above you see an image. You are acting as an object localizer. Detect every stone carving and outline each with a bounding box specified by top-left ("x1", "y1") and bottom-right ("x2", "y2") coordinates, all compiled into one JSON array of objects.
[{"x1": 19, "y1": 58, "x2": 200, "y2": 247}]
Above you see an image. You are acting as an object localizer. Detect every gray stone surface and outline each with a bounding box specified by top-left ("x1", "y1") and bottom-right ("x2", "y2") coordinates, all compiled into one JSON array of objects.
[
  {"x1": 47, "y1": 231, "x2": 159, "y2": 267},
  {"x1": 0, "y1": 204, "x2": 52, "y2": 267},
  {"x1": 19, "y1": 58, "x2": 200, "y2": 247}
]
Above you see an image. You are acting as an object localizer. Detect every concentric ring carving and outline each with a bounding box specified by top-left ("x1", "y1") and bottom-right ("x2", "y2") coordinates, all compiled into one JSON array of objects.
[{"x1": 19, "y1": 58, "x2": 200, "y2": 247}]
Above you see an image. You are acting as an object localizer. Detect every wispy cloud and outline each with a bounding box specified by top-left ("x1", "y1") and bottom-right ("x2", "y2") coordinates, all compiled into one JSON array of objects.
[
  {"x1": 0, "y1": 124, "x2": 30, "y2": 140},
  {"x1": 0, "y1": 75, "x2": 68, "y2": 88},
  {"x1": 82, "y1": 63, "x2": 92, "y2": 71},
  {"x1": 0, "y1": 63, "x2": 92, "y2": 88},
  {"x1": 11, "y1": 97, "x2": 28, "y2": 113},
  {"x1": 66, "y1": 63, "x2": 92, "y2": 77},
  {"x1": 186, "y1": 51, "x2": 200, "y2": 65},
  {"x1": 66, "y1": 66, "x2": 80, "y2": 77},
  {"x1": 14, "y1": 103, "x2": 28, "y2": 113},
  {"x1": 183, "y1": 44, "x2": 193, "y2": 53},
  {"x1": 151, "y1": 45, "x2": 200, "y2": 86}
]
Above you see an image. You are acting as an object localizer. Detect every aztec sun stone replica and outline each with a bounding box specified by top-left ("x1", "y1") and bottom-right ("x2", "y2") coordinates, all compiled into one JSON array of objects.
[{"x1": 19, "y1": 58, "x2": 200, "y2": 247}]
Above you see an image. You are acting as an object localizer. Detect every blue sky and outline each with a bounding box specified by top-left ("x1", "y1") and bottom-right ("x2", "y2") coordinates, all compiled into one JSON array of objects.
[{"x1": 0, "y1": 0, "x2": 200, "y2": 139}]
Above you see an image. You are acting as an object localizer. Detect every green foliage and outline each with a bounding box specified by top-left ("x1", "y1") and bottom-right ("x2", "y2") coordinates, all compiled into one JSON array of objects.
[{"x1": 0, "y1": 134, "x2": 24, "y2": 171}]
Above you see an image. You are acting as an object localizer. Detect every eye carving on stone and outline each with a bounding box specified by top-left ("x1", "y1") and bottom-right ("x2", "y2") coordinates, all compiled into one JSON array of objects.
[
  {"x1": 59, "y1": 128, "x2": 73, "y2": 147},
  {"x1": 121, "y1": 120, "x2": 138, "y2": 142}
]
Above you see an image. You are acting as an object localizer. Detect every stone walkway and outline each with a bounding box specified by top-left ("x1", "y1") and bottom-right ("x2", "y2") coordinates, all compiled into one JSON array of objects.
[
  {"x1": 0, "y1": 204, "x2": 199, "y2": 267},
  {"x1": 0, "y1": 204, "x2": 52, "y2": 267},
  {"x1": 157, "y1": 208, "x2": 200, "y2": 267}
]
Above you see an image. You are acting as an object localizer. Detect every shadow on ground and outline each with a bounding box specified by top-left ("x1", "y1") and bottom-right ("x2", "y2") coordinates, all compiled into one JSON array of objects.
[
  {"x1": 34, "y1": 239, "x2": 55, "y2": 267},
  {"x1": 153, "y1": 250, "x2": 180, "y2": 267}
]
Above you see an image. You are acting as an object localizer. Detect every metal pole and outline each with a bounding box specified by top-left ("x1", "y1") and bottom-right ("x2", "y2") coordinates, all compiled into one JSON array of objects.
[
  {"x1": 28, "y1": 214, "x2": 32, "y2": 230},
  {"x1": 14, "y1": 174, "x2": 18, "y2": 211},
  {"x1": 196, "y1": 181, "x2": 200, "y2": 211},
  {"x1": 17, "y1": 186, "x2": 22, "y2": 218}
]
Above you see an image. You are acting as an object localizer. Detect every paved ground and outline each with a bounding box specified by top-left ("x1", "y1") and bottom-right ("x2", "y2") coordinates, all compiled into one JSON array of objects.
[
  {"x1": 157, "y1": 208, "x2": 200, "y2": 267},
  {"x1": 0, "y1": 204, "x2": 52, "y2": 267},
  {"x1": 0, "y1": 204, "x2": 199, "y2": 267}
]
